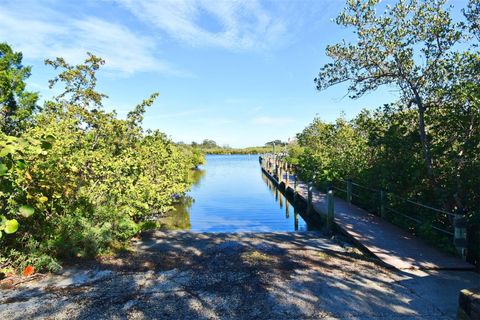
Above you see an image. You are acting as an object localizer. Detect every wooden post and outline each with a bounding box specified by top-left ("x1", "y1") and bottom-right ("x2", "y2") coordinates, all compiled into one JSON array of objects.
[
  {"x1": 380, "y1": 190, "x2": 386, "y2": 218},
  {"x1": 454, "y1": 215, "x2": 467, "y2": 260},
  {"x1": 285, "y1": 170, "x2": 289, "y2": 188},
  {"x1": 346, "y1": 180, "x2": 352, "y2": 204},
  {"x1": 327, "y1": 189, "x2": 334, "y2": 230},
  {"x1": 293, "y1": 175, "x2": 298, "y2": 202},
  {"x1": 307, "y1": 181, "x2": 313, "y2": 213}
]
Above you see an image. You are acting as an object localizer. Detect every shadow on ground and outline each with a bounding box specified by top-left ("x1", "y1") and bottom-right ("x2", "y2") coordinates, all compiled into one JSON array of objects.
[{"x1": 1, "y1": 231, "x2": 478, "y2": 319}]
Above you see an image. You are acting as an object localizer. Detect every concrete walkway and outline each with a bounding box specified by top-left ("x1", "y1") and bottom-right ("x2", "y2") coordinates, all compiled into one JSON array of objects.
[{"x1": 267, "y1": 168, "x2": 475, "y2": 271}]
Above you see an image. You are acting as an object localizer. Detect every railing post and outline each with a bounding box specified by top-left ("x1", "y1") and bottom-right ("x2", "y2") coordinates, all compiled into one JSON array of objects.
[
  {"x1": 380, "y1": 190, "x2": 386, "y2": 218},
  {"x1": 327, "y1": 189, "x2": 334, "y2": 230},
  {"x1": 346, "y1": 179, "x2": 352, "y2": 204},
  {"x1": 307, "y1": 181, "x2": 313, "y2": 213},
  {"x1": 454, "y1": 214, "x2": 467, "y2": 260}
]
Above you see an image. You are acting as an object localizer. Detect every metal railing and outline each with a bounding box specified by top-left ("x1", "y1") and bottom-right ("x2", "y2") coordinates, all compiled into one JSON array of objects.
[
  {"x1": 259, "y1": 155, "x2": 468, "y2": 259},
  {"x1": 333, "y1": 179, "x2": 467, "y2": 257}
]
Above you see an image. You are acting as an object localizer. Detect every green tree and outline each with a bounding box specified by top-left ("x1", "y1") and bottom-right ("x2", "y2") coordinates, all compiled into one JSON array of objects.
[
  {"x1": 314, "y1": 0, "x2": 463, "y2": 186},
  {"x1": 45, "y1": 53, "x2": 107, "y2": 109},
  {"x1": 0, "y1": 43, "x2": 39, "y2": 135},
  {"x1": 200, "y1": 139, "x2": 218, "y2": 149},
  {"x1": 464, "y1": 0, "x2": 479, "y2": 41}
]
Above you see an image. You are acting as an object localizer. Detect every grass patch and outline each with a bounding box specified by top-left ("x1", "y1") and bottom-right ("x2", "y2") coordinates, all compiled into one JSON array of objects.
[{"x1": 242, "y1": 250, "x2": 275, "y2": 265}]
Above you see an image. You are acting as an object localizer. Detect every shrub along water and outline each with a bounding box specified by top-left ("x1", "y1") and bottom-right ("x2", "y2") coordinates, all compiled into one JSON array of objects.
[{"x1": 0, "y1": 47, "x2": 204, "y2": 273}]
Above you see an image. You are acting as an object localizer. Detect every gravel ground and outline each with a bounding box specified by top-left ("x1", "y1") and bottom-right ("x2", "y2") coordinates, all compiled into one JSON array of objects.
[{"x1": 1, "y1": 231, "x2": 477, "y2": 319}]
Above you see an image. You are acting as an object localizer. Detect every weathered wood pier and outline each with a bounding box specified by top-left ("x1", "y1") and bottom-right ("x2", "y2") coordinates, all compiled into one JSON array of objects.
[{"x1": 259, "y1": 155, "x2": 475, "y2": 270}]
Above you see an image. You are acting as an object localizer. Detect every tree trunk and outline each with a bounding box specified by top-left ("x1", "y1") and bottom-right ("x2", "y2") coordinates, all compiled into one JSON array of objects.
[{"x1": 417, "y1": 105, "x2": 435, "y2": 181}]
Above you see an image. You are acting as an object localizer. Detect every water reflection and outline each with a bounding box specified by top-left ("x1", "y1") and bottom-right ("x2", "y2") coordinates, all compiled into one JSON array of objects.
[
  {"x1": 159, "y1": 196, "x2": 192, "y2": 230},
  {"x1": 294, "y1": 209, "x2": 299, "y2": 231},
  {"x1": 260, "y1": 171, "x2": 316, "y2": 232},
  {"x1": 161, "y1": 155, "x2": 314, "y2": 232},
  {"x1": 189, "y1": 168, "x2": 206, "y2": 187}
]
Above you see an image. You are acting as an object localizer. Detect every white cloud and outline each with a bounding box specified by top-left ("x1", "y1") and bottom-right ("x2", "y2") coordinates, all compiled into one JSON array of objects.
[
  {"x1": 115, "y1": 0, "x2": 287, "y2": 51},
  {"x1": 0, "y1": 3, "x2": 180, "y2": 75}
]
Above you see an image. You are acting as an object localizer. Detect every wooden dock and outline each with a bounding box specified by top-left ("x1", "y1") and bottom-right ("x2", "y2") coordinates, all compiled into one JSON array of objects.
[{"x1": 259, "y1": 156, "x2": 475, "y2": 271}]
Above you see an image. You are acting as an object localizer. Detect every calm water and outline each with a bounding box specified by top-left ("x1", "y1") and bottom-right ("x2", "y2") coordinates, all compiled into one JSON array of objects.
[{"x1": 164, "y1": 154, "x2": 313, "y2": 232}]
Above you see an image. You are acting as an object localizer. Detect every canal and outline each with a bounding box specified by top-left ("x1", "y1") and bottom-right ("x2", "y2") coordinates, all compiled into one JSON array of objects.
[{"x1": 161, "y1": 154, "x2": 317, "y2": 232}]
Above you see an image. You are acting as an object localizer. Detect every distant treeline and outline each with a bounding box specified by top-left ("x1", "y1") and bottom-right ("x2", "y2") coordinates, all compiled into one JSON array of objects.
[
  {"x1": 202, "y1": 146, "x2": 273, "y2": 155},
  {"x1": 179, "y1": 139, "x2": 288, "y2": 155}
]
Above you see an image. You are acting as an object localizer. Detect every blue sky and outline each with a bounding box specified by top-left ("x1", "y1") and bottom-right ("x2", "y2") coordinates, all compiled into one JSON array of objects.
[{"x1": 0, "y1": 0, "x2": 468, "y2": 147}]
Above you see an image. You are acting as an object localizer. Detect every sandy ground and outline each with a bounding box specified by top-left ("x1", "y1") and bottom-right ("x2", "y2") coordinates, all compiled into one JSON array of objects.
[{"x1": 1, "y1": 231, "x2": 478, "y2": 319}]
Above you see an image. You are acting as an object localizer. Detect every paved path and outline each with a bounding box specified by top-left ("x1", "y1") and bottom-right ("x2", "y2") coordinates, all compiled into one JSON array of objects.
[{"x1": 264, "y1": 168, "x2": 475, "y2": 271}]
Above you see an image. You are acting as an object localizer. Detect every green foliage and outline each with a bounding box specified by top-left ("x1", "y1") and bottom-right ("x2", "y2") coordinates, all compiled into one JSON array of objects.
[
  {"x1": 0, "y1": 43, "x2": 39, "y2": 135},
  {"x1": 305, "y1": 0, "x2": 480, "y2": 266},
  {"x1": 464, "y1": 0, "x2": 479, "y2": 41},
  {"x1": 178, "y1": 144, "x2": 205, "y2": 168},
  {"x1": 285, "y1": 142, "x2": 303, "y2": 165},
  {"x1": 45, "y1": 53, "x2": 107, "y2": 108},
  {"x1": 294, "y1": 115, "x2": 369, "y2": 183},
  {"x1": 0, "y1": 134, "x2": 50, "y2": 239},
  {"x1": 0, "y1": 49, "x2": 204, "y2": 272}
]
